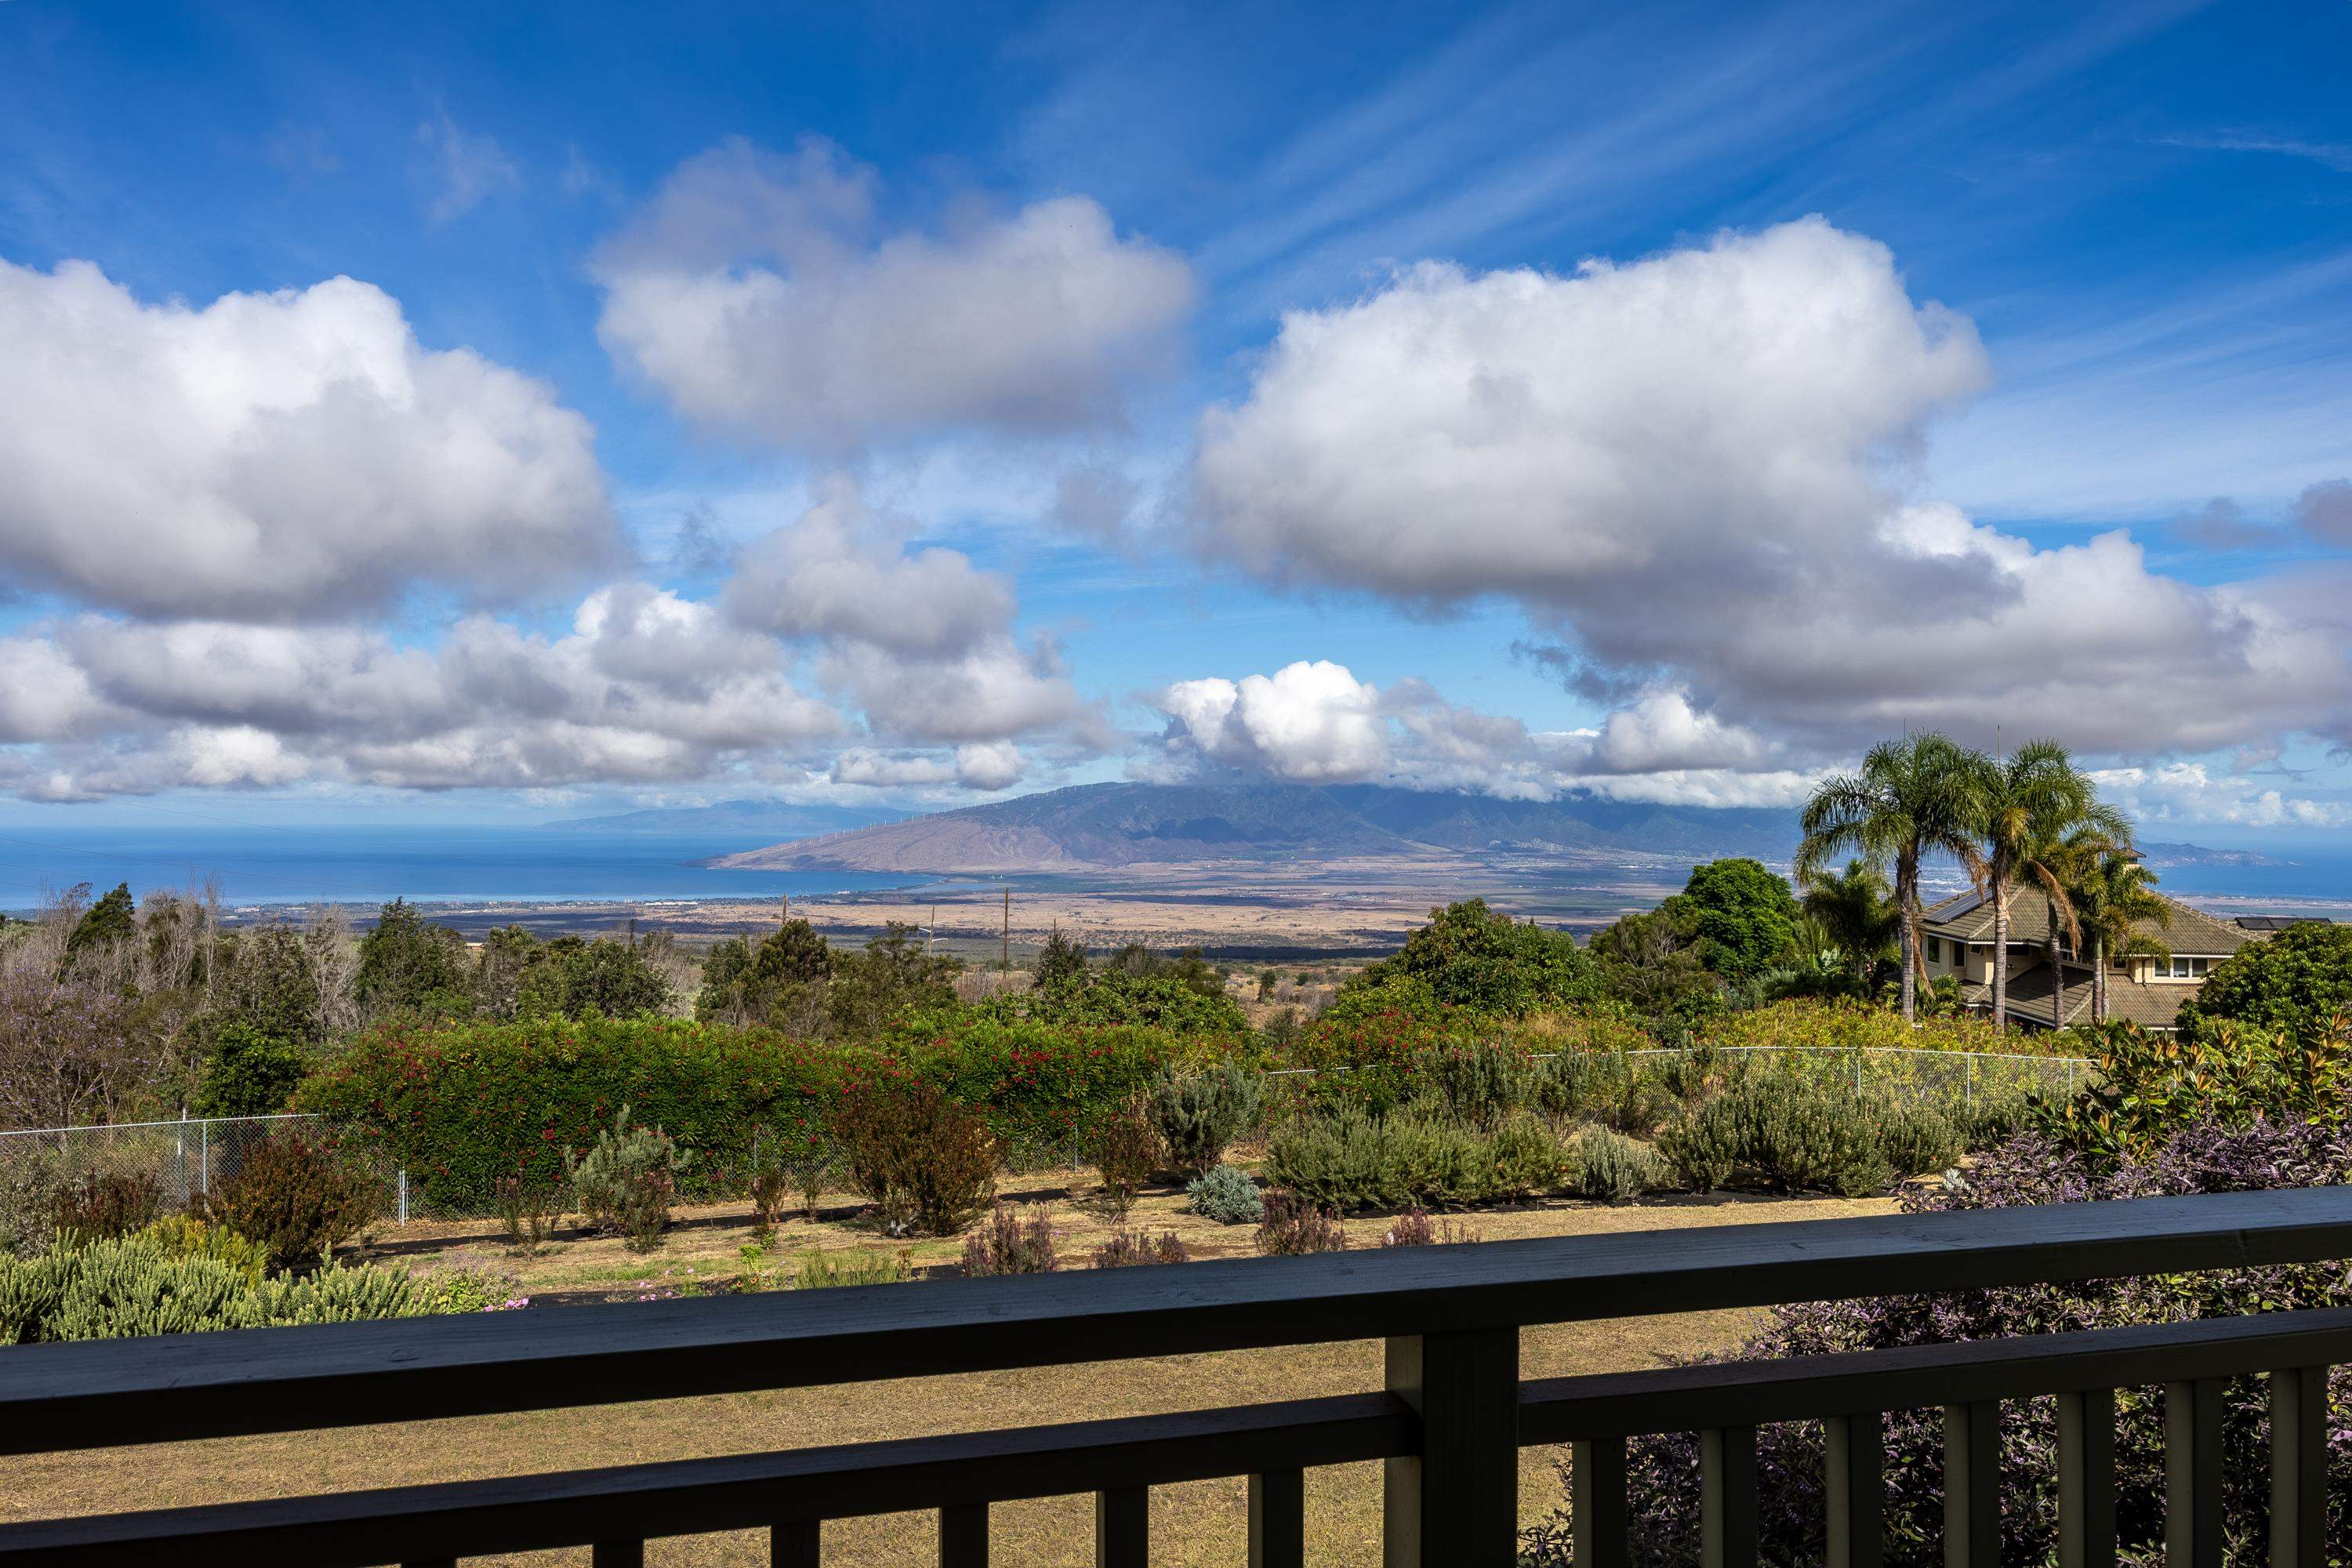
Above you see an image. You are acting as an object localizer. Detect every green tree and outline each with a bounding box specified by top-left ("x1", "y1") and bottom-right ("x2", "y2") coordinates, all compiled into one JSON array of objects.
[
  {"x1": 354, "y1": 898, "x2": 469, "y2": 1018},
  {"x1": 2063, "y1": 834, "x2": 2169, "y2": 1023},
  {"x1": 64, "y1": 883, "x2": 136, "y2": 967},
  {"x1": 1035, "y1": 927, "x2": 1089, "y2": 989},
  {"x1": 1588, "y1": 904, "x2": 1715, "y2": 1017},
  {"x1": 210, "y1": 924, "x2": 324, "y2": 1044},
  {"x1": 695, "y1": 919, "x2": 834, "y2": 1028},
  {"x1": 1797, "y1": 858, "x2": 1900, "y2": 985},
  {"x1": 1797, "y1": 734, "x2": 1987, "y2": 1022},
  {"x1": 1345, "y1": 898, "x2": 1599, "y2": 1016},
  {"x1": 514, "y1": 936, "x2": 673, "y2": 1020},
  {"x1": 2178, "y1": 922, "x2": 2352, "y2": 1041},
  {"x1": 825, "y1": 923, "x2": 960, "y2": 1037},
  {"x1": 1679, "y1": 859, "x2": 1800, "y2": 981},
  {"x1": 194, "y1": 1021, "x2": 308, "y2": 1117},
  {"x1": 1968, "y1": 741, "x2": 2128, "y2": 1031}
]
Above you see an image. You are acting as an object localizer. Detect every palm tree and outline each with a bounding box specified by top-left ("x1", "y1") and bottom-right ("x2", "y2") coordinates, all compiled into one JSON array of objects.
[
  {"x1": 1968, "y1": 740, "x2": 2129, "y2": 1032},
  {"x1": 1798, "y1": 734, "x2": 1987, "y2": 1023},
  {"x1": 1798, "y1": 858, "x2": 1900, "y2": 987},
  {"x1": 2068, "y1": 837, "x2": 2171, "y2": 1022}
]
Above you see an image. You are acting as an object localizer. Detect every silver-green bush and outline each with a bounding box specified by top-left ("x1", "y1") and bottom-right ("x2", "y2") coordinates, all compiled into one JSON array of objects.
[{"x1": 1185, "y1": 1162, "x2": 1265, "y2": 1225}]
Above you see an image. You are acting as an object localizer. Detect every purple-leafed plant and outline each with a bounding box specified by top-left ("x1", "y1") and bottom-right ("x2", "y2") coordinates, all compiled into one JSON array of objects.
[{"x1": 1523, "y1": 1116, "x2": 2352, "y2": 1566}]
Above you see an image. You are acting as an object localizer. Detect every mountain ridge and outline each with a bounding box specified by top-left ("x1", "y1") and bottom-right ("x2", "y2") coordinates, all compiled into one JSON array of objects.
[{"x1": 708, "y1": 782, "x2": 1800, "y2": 875}]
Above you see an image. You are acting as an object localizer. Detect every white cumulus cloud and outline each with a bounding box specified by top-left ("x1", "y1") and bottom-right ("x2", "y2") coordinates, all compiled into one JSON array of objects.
[
  {"x1": 593, "y1": 137, "x2": 1194, "y2": 450},
  {"x1": 0, "y1": 259, "x2": 624, "y2": 619}
]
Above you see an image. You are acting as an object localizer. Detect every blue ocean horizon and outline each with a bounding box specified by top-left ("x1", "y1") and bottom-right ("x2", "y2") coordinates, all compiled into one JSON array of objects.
[{"x1": 0, "y1": 824, "x2": 930, "y2": 911}]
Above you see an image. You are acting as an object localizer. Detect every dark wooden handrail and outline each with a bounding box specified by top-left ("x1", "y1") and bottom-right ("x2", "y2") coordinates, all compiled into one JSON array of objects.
[
  {"x1": 6, "y1": 1308, "x2": 2349, "y2": 1566},
  {"x1": 6, "y1": 1188, "x2": 2347, "y2": 1454},
  {"x1": 5, "y1": 1189, "x2": 2350, "y2": 1566}
]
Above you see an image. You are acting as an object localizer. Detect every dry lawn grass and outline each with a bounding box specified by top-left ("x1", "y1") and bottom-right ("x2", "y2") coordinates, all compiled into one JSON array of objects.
[{"x1": 9, "y1": 1185, "x2": 1893, "y2": 1565}]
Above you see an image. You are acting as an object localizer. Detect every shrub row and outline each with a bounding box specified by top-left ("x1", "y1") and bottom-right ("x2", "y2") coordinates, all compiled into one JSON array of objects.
[
  {"x1": 302, "y1": 1014, "x2": 1214, "y2": 1209},
  {"x1": 1656, "y1": 1073, "x2": 1962, "y2": 1197},
  {"x1": 1262, "y1": 1108, "x2": 1568, "y2": 1210}
]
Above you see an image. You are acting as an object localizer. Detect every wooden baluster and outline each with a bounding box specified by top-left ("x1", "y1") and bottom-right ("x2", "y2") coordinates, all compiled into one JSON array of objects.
[
  {"x1": 1943, "y1": 1400, "x2": 1999, "y2": 1568},
  {"x1": 1095, "y1": 1486, "x2": 1148, "y2": 1568},
  {"x1": 1825, "y1": 1413, "x2": 1884, "y2": 1568},
  {"x1": 593, "y1": 1544, "x2": 644, "y2": 1568},
  {"x1": 1381, "y1": 1328, "x2": 1519, "y2": 1566},
  {"x1": 1248, "y1": 1468, "x2": 1305, "y2": 1568},
  {"x1": 772, "y1": 1519, "x2": 820, "y2": 1568},
  {"x1": 1700, "y1": 1425, "x2": 1759, "y2": 1568},
  {"x1": 2056, "y1": 1388, "x2": 2117, "y2": 1568},
  {"x1": 2167, "y1": 1378, "x2": 2224, "y2": 1568},
  {"x1": 2271, "y1": 1366, "x2": 2327, "y2": 1568},
  {"x1": 941, "y1": 1502, "x2": 988, "y2": 1568},
  {"x1": 1571, "y1": 1436, "x2": 1630, "y2": 1568}
]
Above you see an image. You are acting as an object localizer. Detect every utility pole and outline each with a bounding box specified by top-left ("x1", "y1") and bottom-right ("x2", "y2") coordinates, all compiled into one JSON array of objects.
[
  {"x1": 780, "y1": 892, "x2": 789, "y2": 929},
  {"x1": 928, "y1": 902, "x2": 938, "y2": 958},
  {"x1": 1002, "y1": 887, "x2": 1011, "y2": 973},
  {"x1": 628, "y1": 916, "x2": 637, "y2": 948}
]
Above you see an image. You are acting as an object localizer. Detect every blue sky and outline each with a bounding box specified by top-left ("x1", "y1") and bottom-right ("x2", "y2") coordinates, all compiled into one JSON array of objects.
[{"x1": 2, "y1": 0, "x2": 2349, "y2": 839}]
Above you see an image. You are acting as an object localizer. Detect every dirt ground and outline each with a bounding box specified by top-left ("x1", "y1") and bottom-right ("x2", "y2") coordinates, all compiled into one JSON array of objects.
[{"x1": 9, "y1": 1184, "x2": 1893, "y2": 1566}]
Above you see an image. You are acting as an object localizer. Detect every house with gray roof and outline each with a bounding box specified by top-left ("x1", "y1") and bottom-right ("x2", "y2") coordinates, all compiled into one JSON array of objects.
[{"x1": 1915, "y1": 888, "x2": 2271, "y2": 1032}]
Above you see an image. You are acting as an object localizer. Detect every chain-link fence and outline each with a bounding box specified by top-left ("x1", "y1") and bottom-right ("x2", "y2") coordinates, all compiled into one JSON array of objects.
[{"x1": 0, "y1": 1114, "x2": 479, "y2": 1225}]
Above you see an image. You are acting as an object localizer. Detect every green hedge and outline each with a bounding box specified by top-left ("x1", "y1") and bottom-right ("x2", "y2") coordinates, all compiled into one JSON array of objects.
[
  {"x1": 299, "y1": 1016, "x2": 855, "y2": 1207},
  {"x1": 302, "y1": 1014, "x2": 1215, "y2": 1206}
]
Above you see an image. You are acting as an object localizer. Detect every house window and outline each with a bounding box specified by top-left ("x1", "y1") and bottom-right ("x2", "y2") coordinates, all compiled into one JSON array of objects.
[
  {"x1": 2167, "y1": 956, "x2": 2212, "y2": 980},
  {"x1": 1926, "y1": 936, "x2": 1941, "y2": 964}
]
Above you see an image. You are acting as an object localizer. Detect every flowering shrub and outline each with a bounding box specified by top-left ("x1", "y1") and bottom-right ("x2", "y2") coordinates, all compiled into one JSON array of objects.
[
  {"x1": 1272, "y1": 1000, "x2": 1485, "y2": 1115},
  {"x1": 1091, "y1": 1229, "x2": 1189, "y2": 1268},
  {"x1": 1254, "y1": 1189, "x2": 1345, "y2": 1255},
  {"x1": 53, "y1": 1170, "x2": 163, "y2": 1242},
  {"x1": 1088, "y1": 1100, "x2": 1163, "y2": 1221},
  {"x1": 960, "y1": 1203, "x2": 1059, "y2": 1276},
  {"x1": 1379, "y1": 1206, "x2": 1482, "y2": 1247},
  {"x1": 1523, "y1": 1116, "x2": 2352, "y2": 1566},
  {"x1": 197, "y1": 1131, "x2": 379, "y2": 1274},
  {"x1": 834, "y1": 1073, "x2": 995, "y2": 1236}
]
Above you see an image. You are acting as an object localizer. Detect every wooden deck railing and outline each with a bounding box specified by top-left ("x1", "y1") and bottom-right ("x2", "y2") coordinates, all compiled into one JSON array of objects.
[{"x1": 2, "y1": 1188, "x2": 2348, "y2": 1566}]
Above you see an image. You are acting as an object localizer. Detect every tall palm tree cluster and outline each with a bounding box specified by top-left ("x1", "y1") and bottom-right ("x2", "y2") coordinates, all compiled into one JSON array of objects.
[{"x1": 1797, "y1": 735, "x2": 2159, "y2": 1030}]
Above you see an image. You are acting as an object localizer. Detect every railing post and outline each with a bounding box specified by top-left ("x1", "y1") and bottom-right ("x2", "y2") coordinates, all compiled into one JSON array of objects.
[
  {"x1": 771, "y1": 1519, "x2": 819, "y2": 1567},
  {"x1": 2165, "y1": 1378, "x2": 2224, "y2": 1568},
  {"x1": 1571, "y1": 1436, "x2": 1629, "y2": 1568},
  {"x1": 1383, "y1": 1328, "x2": 1519, "y2": 1566},
  {"x1": 1825, "y1": 1412, "x2": 1883, "y2": 1568},
  {"x1": 1094, "y1": 1486, "x2": 1147, "y2": 1568},
  {"x1": 2056, "y1": 1387, "x2": 2116, "y2": 1568},
  {"x1": 1248, "y1": 1468, "x2": 1304, "y2": 1568},
  {"x1": 2270, "y1": 1366, "x2": 2325, "y2": 1568},
  {"x1": 1943, "y1": 1400, "x2": 1998, "y2": 1568},
  {"x1": 1701, "y1": 1425, "x2": 1758, "y2": 1568},
  {"x1": 592, "y1": 1542, "x2": 643, "y2": 1567},
  {"x1": 941, "y1": 1502, "x2": 988, "y2": 1567}
]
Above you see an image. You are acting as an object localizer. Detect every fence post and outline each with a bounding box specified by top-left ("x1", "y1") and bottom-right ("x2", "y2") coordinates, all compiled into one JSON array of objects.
[
  {"x1": 1383, "y1": 1328, "x2": 1519, "y2": 1566},
  {"x1": 199, "y1": 1118, "x2": 209, "y2": 1198},
  {"x1": 1965, "y1": 1054, "x2": 1974, "y2": 1114},
  {"x1": 396, "y1": 1167, "x2": 409, "y2": 1225}
]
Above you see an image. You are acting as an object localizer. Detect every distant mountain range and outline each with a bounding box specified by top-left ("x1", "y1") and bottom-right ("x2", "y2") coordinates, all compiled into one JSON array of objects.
[
  {"x1": 2138, "y1": 840, "x2": 2283, "y2": 869},
  {"x1": 706, "y1": 782, "x2": 1800, "y2": 875},
  {"x1": 543, "y1": 799, "x2": 905, "y2": 838}
]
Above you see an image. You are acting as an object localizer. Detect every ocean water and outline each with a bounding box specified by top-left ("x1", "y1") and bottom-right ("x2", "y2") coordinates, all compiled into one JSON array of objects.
[{"x1": 0, "y1": 825, "x2": 927, "y2": 910}]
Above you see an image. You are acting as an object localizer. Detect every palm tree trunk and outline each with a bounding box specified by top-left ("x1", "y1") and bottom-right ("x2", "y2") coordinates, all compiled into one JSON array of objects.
[
  {"x1": 1897, "y1": 858, "x2": 1918, "y2": 1025},
  {"x1": 2046, "y1": 898, "x2": 2067, "y2": 1031},
  {"x1": 1991, "y1": 870, "x2": 2009, "y2": 1032}
]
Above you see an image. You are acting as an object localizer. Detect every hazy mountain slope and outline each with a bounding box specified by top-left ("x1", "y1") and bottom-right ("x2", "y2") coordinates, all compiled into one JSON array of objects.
[{"x1": 715, "y1": 783, "x2": 1415, "y2": 873}]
